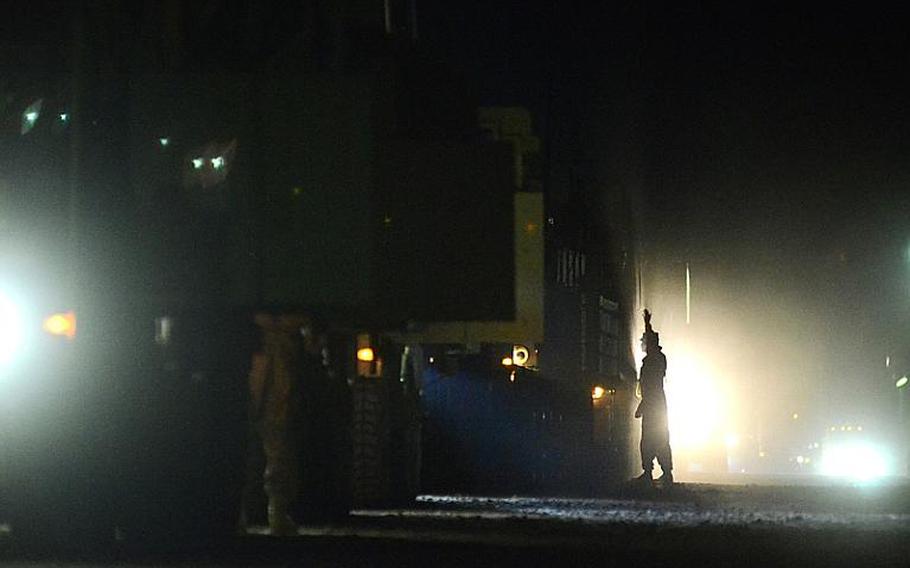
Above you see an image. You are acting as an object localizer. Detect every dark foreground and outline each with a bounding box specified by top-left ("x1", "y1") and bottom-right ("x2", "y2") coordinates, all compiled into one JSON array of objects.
[{"x1": 3, "y1": 482, "x2": 910, "y2": 567}]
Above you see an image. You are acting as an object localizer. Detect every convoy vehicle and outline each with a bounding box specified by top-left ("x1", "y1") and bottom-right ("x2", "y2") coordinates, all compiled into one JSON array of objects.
[{"x1": 0, "y1": 7, "x2": 639, "y2": 546}]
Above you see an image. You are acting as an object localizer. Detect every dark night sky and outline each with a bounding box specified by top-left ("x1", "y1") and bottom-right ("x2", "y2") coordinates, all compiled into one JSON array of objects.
[{"x1": 423, "y1": 3, "x2": 910, "y2": 429}]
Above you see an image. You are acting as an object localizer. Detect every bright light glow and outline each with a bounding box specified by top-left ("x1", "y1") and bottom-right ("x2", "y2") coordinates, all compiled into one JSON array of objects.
[
  {"x1": 159, "y1": 137, "x2": 170, "y2": 147},
  {"x1": 724, "y1": 433, "x2": 739, "y2": 449},
  {"x1": 592, "y1": 386, "x2": 606, "y2": 401},
  {"x1": 759, "y1": 451, "x2": 766, "y2": 458},
  {"x1": 428, "y1": 357, "x2": 435, "y2": 364},
  {"x1": 43, "y1": 311, "x2": 76, "y2": 340},
  {"x1": 0, "y1": 293, "x2": 23, "y2": 363},
  {"x1": 820, "y1": 442, "x2": 890, "y2": 481},
  {"x1": 796, "y1": 455, "x2": 805, "y2": 465},
  {"x1": 886, "y1": 356, "x2": 891, "y2": 368},
  {"x1": 501, "y1": 357, "x2": 513, "y2": 367},
  {"x1": 59, "y1": 113, "x2": 69, "y2": 123},
  {"x1": 192, "y1": 157, "x2": 204, "y2": 169},
  {"x1": 512, "y1": 345, "x2": 530, "y2": 366},
  {"x1": 211, "y1": 156, "x2": 225, "y2": 170},
  {"x1": 792, "y1": 413, "x2": 799, "y2": 420},
  {"x1": 21, "y1": 99, "x2": 43, "y2": 134},
  {"x1": 665, "y1": 348, "x2": 723, "y2": 450},
  {"x1": 356, "y1": 347, "x2": 375, "y2": 362},
  {"x1": 897, "y1": 376, "x2": 909, "y2": 389}
]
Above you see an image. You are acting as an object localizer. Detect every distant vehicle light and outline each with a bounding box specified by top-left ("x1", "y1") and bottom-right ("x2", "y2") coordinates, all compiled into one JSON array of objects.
[
  {"x1": 211, "y1": 156, "x2": 225, "y2": 170},
  {"x1": 21, "y1": 99, "x2": 43, "y2": 135},
  {"x1": 43, "y1": 311, "x2": 76, "y2": 340},
  {"x1": 0, "y1": 293, "x2": 23, "y2": 362},
  {"x1": 192, "y1": 157, "x2": 205, "y2": 170},
  {"x1": 592, "y1": 385, "x2": 606, "y2": 401},
  {"x1": 356, "y1": 347, "x2": 375, "y2": 362},
  {"x1": 821, "y1": 442, "x2": 889, "y2": 481},
  {"x1": 59, "y1": 113, "x2": 69, "y2": 123},
  {"x1": 159, "y1": 137, "x2": 170, "y2": 147},
  {"x1": 897, "y1": 376, "x2": 909, "y2": 389},
  {"x1": 501, "y1": 357, "x2": 513, "y2": 367}
]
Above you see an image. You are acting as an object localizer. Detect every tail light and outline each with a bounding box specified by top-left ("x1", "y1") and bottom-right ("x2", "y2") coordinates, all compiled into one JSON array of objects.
[{"x1": 356, "y1": 333, "x2": 382, "y2": 378}]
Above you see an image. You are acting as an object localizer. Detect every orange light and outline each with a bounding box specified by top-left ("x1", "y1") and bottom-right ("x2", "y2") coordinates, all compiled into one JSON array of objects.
[
  {"x1": 357, "y1": 347, "x2": 375, "y2": 362},
  {"x1": 43, "y1": 311, "x2": 76, "y2": 339},
  {"x1": 592, "y1": 386, "x2": 606, "y2": 401}
]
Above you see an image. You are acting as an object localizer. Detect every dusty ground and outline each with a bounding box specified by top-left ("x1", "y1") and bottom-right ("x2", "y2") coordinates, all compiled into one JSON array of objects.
[{"x1": 3, "y1": 482, "x2": 910, "y2": 566}]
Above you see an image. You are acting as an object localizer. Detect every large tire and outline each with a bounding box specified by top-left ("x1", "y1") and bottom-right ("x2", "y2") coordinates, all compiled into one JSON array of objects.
[{"x1": 350, "y1": 379, "x2": 389, "y2": 508}]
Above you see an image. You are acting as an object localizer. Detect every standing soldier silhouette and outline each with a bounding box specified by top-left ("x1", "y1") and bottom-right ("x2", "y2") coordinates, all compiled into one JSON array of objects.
[{"x1": 635, "y1": 310, "x2": 674, "y2": 486}]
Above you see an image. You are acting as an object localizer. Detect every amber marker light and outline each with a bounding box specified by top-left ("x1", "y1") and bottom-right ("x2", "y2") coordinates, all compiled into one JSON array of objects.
[{"x1": 43, "y1": 311, "x2": 77, "y2": 340}]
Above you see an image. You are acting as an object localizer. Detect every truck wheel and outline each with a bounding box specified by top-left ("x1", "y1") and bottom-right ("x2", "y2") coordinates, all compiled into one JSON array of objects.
[{"x1": 351, "y1": 379, "x2": 388, "y2": 507}]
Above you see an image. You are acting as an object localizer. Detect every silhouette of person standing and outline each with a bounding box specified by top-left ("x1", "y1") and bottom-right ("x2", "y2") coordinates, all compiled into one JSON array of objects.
[{"x1": 635, "y1": 310, "x2": 674, "y2": 486}]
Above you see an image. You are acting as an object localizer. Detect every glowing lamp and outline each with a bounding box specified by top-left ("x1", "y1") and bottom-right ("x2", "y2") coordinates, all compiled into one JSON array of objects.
[
  {"x1": 0, "y1": 293, "x2": 23, "y2": 362},
  {"x1": 43, "y1": 311, "x2": 77, "y2": 340},
  {"x1": 357, "y1": 347, "x2": 375, "y2": 362},
  {"x1": 512, "y1": 345, "x2": 530, "y2": 367}
]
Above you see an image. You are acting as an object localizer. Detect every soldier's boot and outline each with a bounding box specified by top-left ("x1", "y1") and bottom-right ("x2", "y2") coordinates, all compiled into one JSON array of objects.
[
  {"x1": 657, "y1": 471, "x2": 674, "y2": 486},
  {"x1": 634, "y1": 470, "x2": 653, "y2": 485}
]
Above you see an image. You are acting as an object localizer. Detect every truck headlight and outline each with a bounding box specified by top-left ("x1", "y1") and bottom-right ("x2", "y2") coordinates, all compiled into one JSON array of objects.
[{"x1": 0, "y1": 292, "x2": 23, "y2": 363}]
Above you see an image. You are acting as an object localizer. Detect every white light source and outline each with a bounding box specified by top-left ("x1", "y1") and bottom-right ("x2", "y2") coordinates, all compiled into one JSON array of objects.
[
  {"x1": 512, "y1": 345, "x2": 530, "y2": 366},
  {"x1": 897, "y1": 376, "x2": 908, "y2": 389},
  {"x1": 158, "y1": 137, "x2": 170, "y2": 147},
  {"x1": 665, "y1": 349, "x2": 722, "y2": 450},
  {"x1": 192, "y1": 157, "x2": 205, "y2": 170},
  {"x1": 211, "y1": 156, "x2": 225, "y2": 170},
  {"x1": 820, "y1": 442, "x2": 889, "y2": 481},
  {"x1": 21, "y1": 99, "x2": 43, "y2": 134},
  {"x1": 0, "y1": 292, "x2": 23, "y2": 364}
]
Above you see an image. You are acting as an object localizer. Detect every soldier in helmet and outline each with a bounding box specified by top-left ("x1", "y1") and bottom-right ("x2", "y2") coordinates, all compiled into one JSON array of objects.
[{"x1": 634, "y1": 310, "x2": 674, "y2": 486}]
